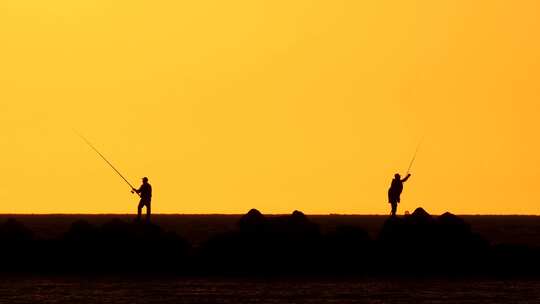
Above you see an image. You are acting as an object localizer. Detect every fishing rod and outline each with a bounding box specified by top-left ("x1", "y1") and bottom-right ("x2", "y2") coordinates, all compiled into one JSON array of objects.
[
  {"x1": 406, "y1": 138, "x2": 423, "y2": 175},
  {"x1": 75, "y1": 131, "x2": 140, "y2": 197}
]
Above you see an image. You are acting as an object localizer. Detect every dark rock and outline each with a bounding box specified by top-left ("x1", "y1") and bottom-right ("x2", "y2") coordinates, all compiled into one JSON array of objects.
[
  {"x1": 99, "y1": 218, "x2": 133, "y2": 243},
  {"x1": 0, "y1": 218, "x2": 33, "y2": 242},
  {"x1": 325, "y1": 225, "x2": 371, "y2": 255},
  {"x1": 406, "y1": 207, "x2": 433, "y2": 224},
  {"x1": 238, "y1": 209, "x2": 267, "y2": 233},
  {"x1": 378, "y1": 215, "x2": 406, "y2": 242},
  {"x1": 291, "y1": 210, "x2": 308, "y2": 221},
  {"x1": 437, "y1": 212, "x2": 470, "y2": 235},
  {"x1": 275, "y1": 210, "x2": 320, "y2": 238},
  {"x1": 64, "y1": 220, "x2": 98, "y2": 242}
]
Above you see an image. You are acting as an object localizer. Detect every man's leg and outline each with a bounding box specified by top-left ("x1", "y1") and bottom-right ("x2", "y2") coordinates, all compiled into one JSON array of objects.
[
  {"x1": 137, "y1": 201, "x2": 143, "y2": 221},
  {"x1": 146, "y1": 202, "x2": 151, "y2": 222},
  {"x1": 391, "y1": 202, "x2": 397, "y2": 216}
]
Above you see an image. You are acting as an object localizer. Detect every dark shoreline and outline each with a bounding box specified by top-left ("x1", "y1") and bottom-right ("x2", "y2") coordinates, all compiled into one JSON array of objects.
[
  {"x1": 1, "y1": 213, "x2": 539, "y2": 246},
  {"x1": 0, "y1": 208, "x2": 539, "y2": 276}
]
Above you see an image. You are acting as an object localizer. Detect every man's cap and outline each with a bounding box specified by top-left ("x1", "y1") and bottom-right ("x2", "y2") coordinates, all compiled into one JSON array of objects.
[{"x1": 142, "y1": 177, "x2": 149, "y2": 182}]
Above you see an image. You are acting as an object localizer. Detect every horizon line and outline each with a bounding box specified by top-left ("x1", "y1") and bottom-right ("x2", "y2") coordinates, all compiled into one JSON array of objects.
[{"x1": 0, "y1": 213, "x2": 539, "y2": 216}]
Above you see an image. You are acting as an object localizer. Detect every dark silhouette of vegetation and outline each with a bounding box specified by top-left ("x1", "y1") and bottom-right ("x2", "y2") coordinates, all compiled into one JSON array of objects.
[{"x1": 0, "y1": 208, "x2": 540, "y2": 276}]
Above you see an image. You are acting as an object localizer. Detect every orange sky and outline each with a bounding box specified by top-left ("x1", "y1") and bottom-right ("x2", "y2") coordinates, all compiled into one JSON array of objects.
[{"x1": 1, "y1": 1, "x2": 540, "y2": 214}]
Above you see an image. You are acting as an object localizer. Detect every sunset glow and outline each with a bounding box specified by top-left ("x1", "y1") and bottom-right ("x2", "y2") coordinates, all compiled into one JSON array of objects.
[{"x1": 1, "y1": 1, "x2": 540, "y2": 214}]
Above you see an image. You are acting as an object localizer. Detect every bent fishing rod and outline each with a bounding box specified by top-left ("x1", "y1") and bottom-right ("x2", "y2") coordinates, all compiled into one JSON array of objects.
[{"x1": 76, "y1": 131, "x2": 140, "y2": 197}]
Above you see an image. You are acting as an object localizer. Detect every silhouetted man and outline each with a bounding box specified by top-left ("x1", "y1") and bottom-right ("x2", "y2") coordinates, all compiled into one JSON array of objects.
[
  {"x1": 133, "y1": 177, "x2": 152, "y2": 222},
  {"x1": 388, "y1": 173, "x2": 411, "y2": 216}
]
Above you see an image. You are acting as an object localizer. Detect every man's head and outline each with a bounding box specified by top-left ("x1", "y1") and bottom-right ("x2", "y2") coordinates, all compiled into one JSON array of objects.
[
  {"x1": 142, "y1": 177, "x2": 149, "y2": 183},
  {"x1": 394, "y1": 173, "x2": 400, "y2": 179}
]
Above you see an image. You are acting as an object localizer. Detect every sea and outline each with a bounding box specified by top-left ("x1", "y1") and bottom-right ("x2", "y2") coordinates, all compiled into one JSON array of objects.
[{"x1": 0, "y1": 276, "x2": 539, "y2": 303}]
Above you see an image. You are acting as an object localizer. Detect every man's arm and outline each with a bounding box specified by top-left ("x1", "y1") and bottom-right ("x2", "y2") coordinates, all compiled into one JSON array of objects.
[{"x1": 401, "y1": 174, "x2": 411, "y2": 182}]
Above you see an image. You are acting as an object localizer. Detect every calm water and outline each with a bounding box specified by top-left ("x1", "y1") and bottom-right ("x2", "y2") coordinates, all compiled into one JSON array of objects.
[{"x1": 0, "y1": 276, "x2": 539, "y2": 304}]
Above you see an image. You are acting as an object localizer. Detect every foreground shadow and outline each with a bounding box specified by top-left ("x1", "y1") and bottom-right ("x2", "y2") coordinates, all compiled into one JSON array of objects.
[{"x1": 1, "y1": 208, "x2": 539, "y2": 276}]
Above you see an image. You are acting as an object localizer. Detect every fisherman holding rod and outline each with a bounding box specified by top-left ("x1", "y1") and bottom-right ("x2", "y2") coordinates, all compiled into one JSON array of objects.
[
  {"x1": 388, "y1": 173, "x2": 411, "y2": 217},
  {"x1": 133, "y1": 177, "x2": 152, "y2": 222},
  {"x1": 77, "y1": 132, "x2": 153, "y2": 222},
  {"x1": 387, "y1": 140, "x2": 420, "y2": 216}
]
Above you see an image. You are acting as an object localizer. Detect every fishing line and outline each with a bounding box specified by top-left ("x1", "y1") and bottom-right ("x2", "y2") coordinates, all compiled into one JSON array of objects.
[{"x1": 74, "y1": 130, "x2": 139, "y2": 196}]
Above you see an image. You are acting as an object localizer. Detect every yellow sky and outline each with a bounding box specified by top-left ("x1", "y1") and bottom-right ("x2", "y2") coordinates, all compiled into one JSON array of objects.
[{"x1": 1, "y1": 1, "x2": 539, "y2": 214}]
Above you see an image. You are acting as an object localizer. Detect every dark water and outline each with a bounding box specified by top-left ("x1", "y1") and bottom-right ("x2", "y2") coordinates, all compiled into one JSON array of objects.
[{"x1": 0, "y1": 277, "x2": 539, "y2": 304}]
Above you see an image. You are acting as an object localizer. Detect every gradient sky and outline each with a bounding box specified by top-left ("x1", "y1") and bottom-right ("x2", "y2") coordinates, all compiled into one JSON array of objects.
[{"x1": 1, "y1": 1, "x2": 540, "y2": 214}]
